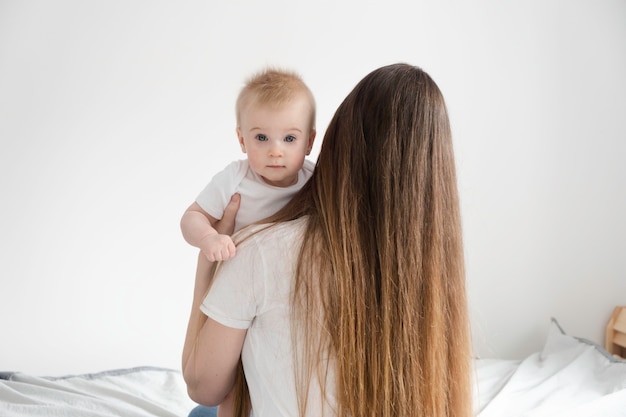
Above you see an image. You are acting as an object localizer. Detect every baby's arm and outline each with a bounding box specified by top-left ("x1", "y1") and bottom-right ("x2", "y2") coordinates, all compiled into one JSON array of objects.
[{"x1": 180, "y1": 202, "x2": 237, "y2": 262}]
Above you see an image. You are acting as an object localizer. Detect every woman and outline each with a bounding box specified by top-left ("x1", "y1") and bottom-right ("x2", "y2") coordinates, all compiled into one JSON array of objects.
[{"x1": 183, "y1": 63, "x2": 473, "y2": 417}]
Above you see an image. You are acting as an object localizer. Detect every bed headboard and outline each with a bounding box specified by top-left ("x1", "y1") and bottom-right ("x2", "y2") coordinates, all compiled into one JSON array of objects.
[{"x1": 606, "y1": 306, "x2": 626, "y2": 359}]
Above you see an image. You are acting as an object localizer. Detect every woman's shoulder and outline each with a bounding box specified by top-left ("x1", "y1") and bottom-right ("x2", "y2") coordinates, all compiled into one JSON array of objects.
[{"x1": 235, "y1": 217, "x2": 308, "y2": 247}]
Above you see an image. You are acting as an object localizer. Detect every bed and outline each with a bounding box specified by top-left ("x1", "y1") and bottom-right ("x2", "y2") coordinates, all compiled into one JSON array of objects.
[{"x1": 1, "y1": 319, "x2": 625, "y2": 417}]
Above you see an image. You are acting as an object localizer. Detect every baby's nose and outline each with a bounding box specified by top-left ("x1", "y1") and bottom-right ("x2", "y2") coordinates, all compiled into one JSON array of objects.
[{"x1": 268, "y1": 141, "x2": 284, "y2": 157}]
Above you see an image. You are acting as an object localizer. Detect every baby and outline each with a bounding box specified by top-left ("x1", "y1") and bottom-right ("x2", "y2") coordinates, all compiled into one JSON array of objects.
[
  {"x1": 181, "y1": 68, "x2": 316, "y2": 262},
  {"x1": 180, "y1": 67, "x2": 316, "y2": 417}
]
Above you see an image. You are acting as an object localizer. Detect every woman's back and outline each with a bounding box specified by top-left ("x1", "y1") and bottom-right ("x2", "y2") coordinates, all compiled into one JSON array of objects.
[{"x1": 203, "y1": 218, "x2": 338, "y2": 417}]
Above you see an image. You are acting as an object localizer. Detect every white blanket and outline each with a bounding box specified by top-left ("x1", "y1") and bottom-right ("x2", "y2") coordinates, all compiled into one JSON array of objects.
[{"x1": 1, "y1": 320, "x2": 625, "y2": 417}]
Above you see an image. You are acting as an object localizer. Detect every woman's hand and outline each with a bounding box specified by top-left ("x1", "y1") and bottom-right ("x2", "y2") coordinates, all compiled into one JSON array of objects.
[
  {"x1": 213, "y1": 193, "x2": 240, "y2": 235},
  {"x1": 197, "y1": 193, "x2": 241, "y2": 261}
]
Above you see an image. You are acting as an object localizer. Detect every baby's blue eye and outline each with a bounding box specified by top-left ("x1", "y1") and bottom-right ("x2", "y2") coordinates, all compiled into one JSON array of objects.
[
  {"x1": 284, "y1": 135, "x2": 296, "y2": 143},
  {"x1": 256, "y1": 134, "x2": 268, "y2": 142}
]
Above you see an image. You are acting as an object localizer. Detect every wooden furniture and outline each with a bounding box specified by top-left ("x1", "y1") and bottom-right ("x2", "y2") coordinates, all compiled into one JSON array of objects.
[{"x1": 605, "y1": 306, "x2": 626, "y2": 359}]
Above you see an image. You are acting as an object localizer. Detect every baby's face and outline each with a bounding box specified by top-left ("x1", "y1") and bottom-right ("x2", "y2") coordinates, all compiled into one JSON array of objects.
[{"x1": 237, "y1": 94, "x2": 315, "y2": 187}]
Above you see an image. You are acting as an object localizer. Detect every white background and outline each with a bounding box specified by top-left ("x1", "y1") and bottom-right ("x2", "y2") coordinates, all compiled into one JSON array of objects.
[{"x1": 1, "y1": 0, "x2": 625, "y2": 375}]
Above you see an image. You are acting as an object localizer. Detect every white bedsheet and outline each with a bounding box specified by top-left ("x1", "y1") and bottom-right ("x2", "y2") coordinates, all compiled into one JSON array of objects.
[
  {"x1": 0, "y1": 366, "x2": 196, "y2": 417},
  {"x1": 474, "y1": 320, "x2": 626, "y2": 417},
  {"x1": 1, "y1": 320, "x2": 625, "y2": 417}
]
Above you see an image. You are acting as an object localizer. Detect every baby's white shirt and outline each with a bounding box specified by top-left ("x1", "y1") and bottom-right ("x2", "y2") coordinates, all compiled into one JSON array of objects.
[{"x1": 195, "y1": 159, "x2": 315, "y2": 232}]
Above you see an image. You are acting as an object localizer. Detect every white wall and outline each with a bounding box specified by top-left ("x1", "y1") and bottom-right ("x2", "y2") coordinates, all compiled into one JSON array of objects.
[{"x1": 1, "y1": 0, "x2": 624, "y2": 376}]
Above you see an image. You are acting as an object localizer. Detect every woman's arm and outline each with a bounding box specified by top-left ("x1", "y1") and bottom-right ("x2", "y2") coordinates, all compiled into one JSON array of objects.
[{"x1": 182, "y1": 194, "x2": 247, "y2": 406}]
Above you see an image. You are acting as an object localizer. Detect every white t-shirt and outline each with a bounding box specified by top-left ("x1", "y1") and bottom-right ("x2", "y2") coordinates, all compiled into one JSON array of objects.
[
  {"x1": 196, "y1": 159, "x2": 315, "y2": 232},
  {"x1": 201, "y1": 218, "x2": 336, "y2": 417}
]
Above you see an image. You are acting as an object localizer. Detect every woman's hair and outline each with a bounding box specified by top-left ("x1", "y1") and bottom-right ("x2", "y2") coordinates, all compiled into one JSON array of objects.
[
  {"x1": 251, "y1": 63, "x2": 472, "y2": 416},
  {"x1": 235, "y1": 68, "x2": 316, "y2": 131}
]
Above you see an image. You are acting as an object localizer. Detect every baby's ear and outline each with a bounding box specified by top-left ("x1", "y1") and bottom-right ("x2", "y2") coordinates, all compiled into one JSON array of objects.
[
  {"x1": 306, "y1": 129, "x2": 317, "y2": 154},
  {"x1": 236, "y1": 128, "x2": 246, "y2": 153}
]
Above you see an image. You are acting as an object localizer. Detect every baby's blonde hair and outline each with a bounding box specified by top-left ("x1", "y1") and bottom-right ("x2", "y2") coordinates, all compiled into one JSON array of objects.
[{"x1": 235, "y1": 68, "x2": 316, "y2": 130}]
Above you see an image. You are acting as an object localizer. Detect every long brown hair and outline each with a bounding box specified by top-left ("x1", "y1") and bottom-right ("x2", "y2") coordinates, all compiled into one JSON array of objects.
[{"x1": 239, "y1": 63, "x2": 472, "y2": 416}]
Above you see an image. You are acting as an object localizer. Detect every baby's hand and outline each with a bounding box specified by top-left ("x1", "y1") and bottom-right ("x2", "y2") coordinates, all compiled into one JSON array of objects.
[{"x1": 199, "y1": 233, "x2": 236, "y2": 262}]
